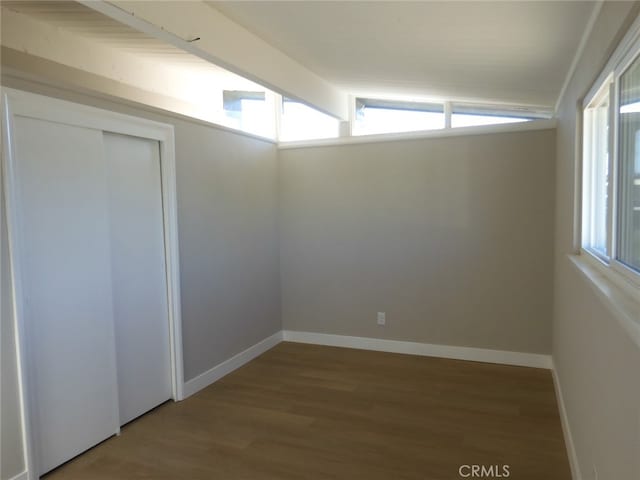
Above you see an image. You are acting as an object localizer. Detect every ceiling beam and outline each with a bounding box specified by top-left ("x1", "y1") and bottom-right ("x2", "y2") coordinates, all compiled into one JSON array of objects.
[
  {"x1": 1, "y1": 7, "x2": 239, "y2": 128},
  {"x1": 82, "y1": 0, "x2": 348, "y2": 120},
  {"x1": 0, "y1": 8, "x2": 182, "y2": 95}
]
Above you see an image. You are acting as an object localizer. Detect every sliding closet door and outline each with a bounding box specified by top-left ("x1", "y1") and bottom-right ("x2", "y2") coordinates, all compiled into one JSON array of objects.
[
  {"x1": 12, "y1": 116, "x2": 120, "y2": 475},
  {"x1": 104, "y1": 133, "x2": 172, "y2": 426}
]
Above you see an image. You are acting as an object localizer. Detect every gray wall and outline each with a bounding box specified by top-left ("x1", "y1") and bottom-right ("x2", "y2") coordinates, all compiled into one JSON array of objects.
[
  {"x1": 1, "y1": 76, "x2": 281, "y2": 380},
  {"x1": 280, "y1": 129, "x2": 555, "y2": 354},
  {"x1": 0, "y1": 74, "x2": 282, "y2": 479},
  {"x1": 12, "y1": 8, "x2": 640, "y2": 477},
  {"x1": 553, "y1": 2, "x2": 640, "y2": 479},
  {"x1": 174, "y1": 119, "x2": 280, "y2": 378}
]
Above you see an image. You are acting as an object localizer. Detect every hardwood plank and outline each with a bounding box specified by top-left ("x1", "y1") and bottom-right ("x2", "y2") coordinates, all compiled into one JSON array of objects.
[{"x1": 44, "y1": 342, "x2": 571, "y2": 480}]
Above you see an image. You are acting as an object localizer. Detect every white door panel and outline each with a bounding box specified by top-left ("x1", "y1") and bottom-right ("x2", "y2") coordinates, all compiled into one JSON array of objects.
[
  {"x1": 104, "y1": 132, "x2": 172, "y2": 426},
  {"x1": 12, "y1": 116, "x2": 120, "y2": 475}
]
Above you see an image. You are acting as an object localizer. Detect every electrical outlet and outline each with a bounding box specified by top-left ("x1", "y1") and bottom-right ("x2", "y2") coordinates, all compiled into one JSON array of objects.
[{"x1": 377, "y1": 312, "x2": 386, "y2": 325}]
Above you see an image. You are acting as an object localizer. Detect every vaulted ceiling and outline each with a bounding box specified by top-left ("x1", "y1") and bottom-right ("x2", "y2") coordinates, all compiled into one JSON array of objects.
[
  {"x1": 210, "y1": 1, "x2": 597, "y2": 108},
  {"x1": 1, "y1": 1, "x2": 599, "y2": 114},
  {"x1": 1, "y1": 0, "x2": 253, "y2": 82}
]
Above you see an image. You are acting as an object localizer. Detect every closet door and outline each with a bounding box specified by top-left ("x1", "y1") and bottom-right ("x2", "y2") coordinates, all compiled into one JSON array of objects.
[
  {"x1": 12, "y1": 116, "x2": 120, "y2": 475},
  {"x1": 104, "y1": 133, "x2": 172, "y2": 426}
]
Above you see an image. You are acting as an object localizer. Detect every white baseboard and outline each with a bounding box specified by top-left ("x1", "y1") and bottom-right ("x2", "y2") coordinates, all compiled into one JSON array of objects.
[
  {"x1": 182, "y1": 331, "x2": 283, "y2": 398},
  {"x1": 9, "y1": 471, "x2": 29, "y2": 480},
  {"x1": 282, "y1": 330, "x2": 552, "y2": 369},
  {"x1": 552, "y1": 363, "x2": 582, "y2": 480},
  {"x1": 182, "y1": 330, "x2": 552, "y2": 400}
]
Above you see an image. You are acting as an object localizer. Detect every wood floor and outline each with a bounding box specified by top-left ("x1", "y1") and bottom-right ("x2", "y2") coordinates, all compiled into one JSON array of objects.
[{"x1": 44, "y1": 342, "x2": 570, "y2": 480}]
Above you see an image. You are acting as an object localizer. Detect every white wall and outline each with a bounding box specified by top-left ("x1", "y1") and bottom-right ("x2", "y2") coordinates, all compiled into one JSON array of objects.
[
  {"x1": 279, "y1": 128, "x2": 555, "y2": 354},
  {"x1": 553, "y1": 3, "x2": 640, "y2": 480}
]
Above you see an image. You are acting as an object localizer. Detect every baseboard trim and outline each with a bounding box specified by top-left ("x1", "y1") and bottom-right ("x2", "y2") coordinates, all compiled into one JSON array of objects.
[
  {"x1": 182, "y1": 331, "x2": 283, "y2": 398},
  {"x1": 8, "y1": 471, "x2": 29, "y2": 480},
  {"x1": 552, "y1": 363, "x2": 582, "y2": 480},
  {"x1": 182, "y1": 330, "x2": 552, "y2": 399},
  {"x1": 282, "y1": 331, "x2": 552, "y2": 369}
]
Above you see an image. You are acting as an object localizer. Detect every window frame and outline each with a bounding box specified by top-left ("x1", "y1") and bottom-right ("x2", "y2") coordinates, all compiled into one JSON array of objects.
[
  {"x1": 450, "y1": 103, "x2": 547, "y2": 128},
  {"x1": 353, "y1": 98, "x2": 446, "y2": 136},
  {"x1": 581, "y1": 17, "x2": 640, "y2": 288},
  {"x1": 612, "y1": 44, "x2": 640, "y2": 287},
  {"x1": 581, "y1": 77, "x2": 614, "y2": 263},
  {"x1": 351, "y1": 97, "x2": 550, "y2": 137},
  {"x1": 222, "y1": 89, "x2": 276, "y2": 139}
]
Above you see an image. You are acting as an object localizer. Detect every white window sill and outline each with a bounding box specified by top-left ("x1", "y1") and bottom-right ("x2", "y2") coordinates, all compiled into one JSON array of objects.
[
  {"x1": 568, "y1": 253, "x2": 640, "y2": 348},
  {"x1": 277, "y1": 118, "x2": 557, "y2": 149}
]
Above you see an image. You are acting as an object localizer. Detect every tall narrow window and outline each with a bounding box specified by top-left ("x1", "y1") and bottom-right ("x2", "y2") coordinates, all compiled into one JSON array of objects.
[
  {"x1": 617, "y1": 54, "x2": 640, "y2": 270},
  {"x1": 582, "y1": 81, "x2": 612, "y2": 259}
]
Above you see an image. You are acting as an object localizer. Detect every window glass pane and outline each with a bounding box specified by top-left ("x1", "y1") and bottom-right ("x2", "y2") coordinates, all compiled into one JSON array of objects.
[
  {"x1": 223, "y1": 90, "x2": 273, "y2": 138},
  {"x1": 452, "y1": 104, "x2": 540, "y2": 128},
  {"x1": 451, "y1": 114, "x2": 529, "y2": 128},
  {"x1": 280, "y1": 98, "x2": 340, "y2": 142},
  {"x1": 618, "y1": 54, "x2": 640, "y2": 270},
  {"x1": 582, "y1": 88, "x2": 610, "y2": 258},
  {"x1": 353, "y1": 99, "x2": 444, "y2": 135}
]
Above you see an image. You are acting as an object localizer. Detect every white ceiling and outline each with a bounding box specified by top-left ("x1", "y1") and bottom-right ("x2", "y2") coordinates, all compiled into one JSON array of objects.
[
  {"x1": 2, "y1": 1, "x2": 598, "y2": 110},
  {"x1": 1, "y1": 1, "x2": 264, "y2": 89},
  {"x1": 209, "y1": 1, "x2": 597, "y2": 108},
  {"x1": 3, "y1": 1, "x2": 179, "y2": 58}
]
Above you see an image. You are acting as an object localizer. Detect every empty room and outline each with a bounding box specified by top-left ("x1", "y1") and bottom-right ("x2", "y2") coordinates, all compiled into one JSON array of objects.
[{"x1": 1, "y1": 1, "x2": 639, "y2": 479}]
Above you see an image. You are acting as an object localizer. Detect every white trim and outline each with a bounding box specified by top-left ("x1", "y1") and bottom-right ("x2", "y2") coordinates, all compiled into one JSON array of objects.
[
  {"x1": 443, "y1": 100, "x2": 452, "y2": 129},
  {"x1": 282, "y1": 331, "x2": 552, "y2": 369},
  {"x1": 8, "y1": 471, "x2": 29, "y2": 480},
  {"x1": 183, "y1": 329, "x2": 554, "y2": 399},
  {"x1": 347, "y1": 94, "x2": 357, "y2": 137},
  {"x1": 610, "y1": 258, "x2": 640, "y2": 289},
  {"x1": 1, "y1": 89, "x2": 172, "y2": 142},
  {"x1": 182, "y1": 330, "x2": 553, "y2": 400},
  {"x1": 552, "y1": 364, "x2": 583, "y2": 480},
  {"x1": 576, "y1": 12, "x2": 640, "y2": 322},
  {"x1": 573, "y1": 103, "x2": 584, "y2": 254},
  {"x1": 79, "y1": 0, "x2": 347, "y2": 120},
  {"x1": 157, "y1": 120, "x2": 185, "y2": 402},
  {"x1": 568, "y1": 253, "x2": 640, "y2": 348},
  {"x1": 277, "y1": 118, "x2": 556, "y2": 150},
  {"x1": 1, "y1": 70, "x2": 277, "y2": 146},
  {"x1": 580, "y1": 78, "x2": 614, "y2": 260},
  {"x1": 1, "y1": 87, "x2": 185, "y2": 478},
  {"x1": 2, "y1": 87, "x2": 37, "y2": 480},
  {"x1": 555, "y1": 1, "x2": 604, "y2": 114},
  {"x1": 182, "y1": 332, "x2": 283, "y2": 398},
  {"x1": 583, "y1": 10, "x2": 640, "y2": 110}
]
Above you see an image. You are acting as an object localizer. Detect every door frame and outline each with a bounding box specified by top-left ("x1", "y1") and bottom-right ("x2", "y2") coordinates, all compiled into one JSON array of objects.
[{"x1": 1, "y1": 88, "x2": 185, "y2": 480}]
